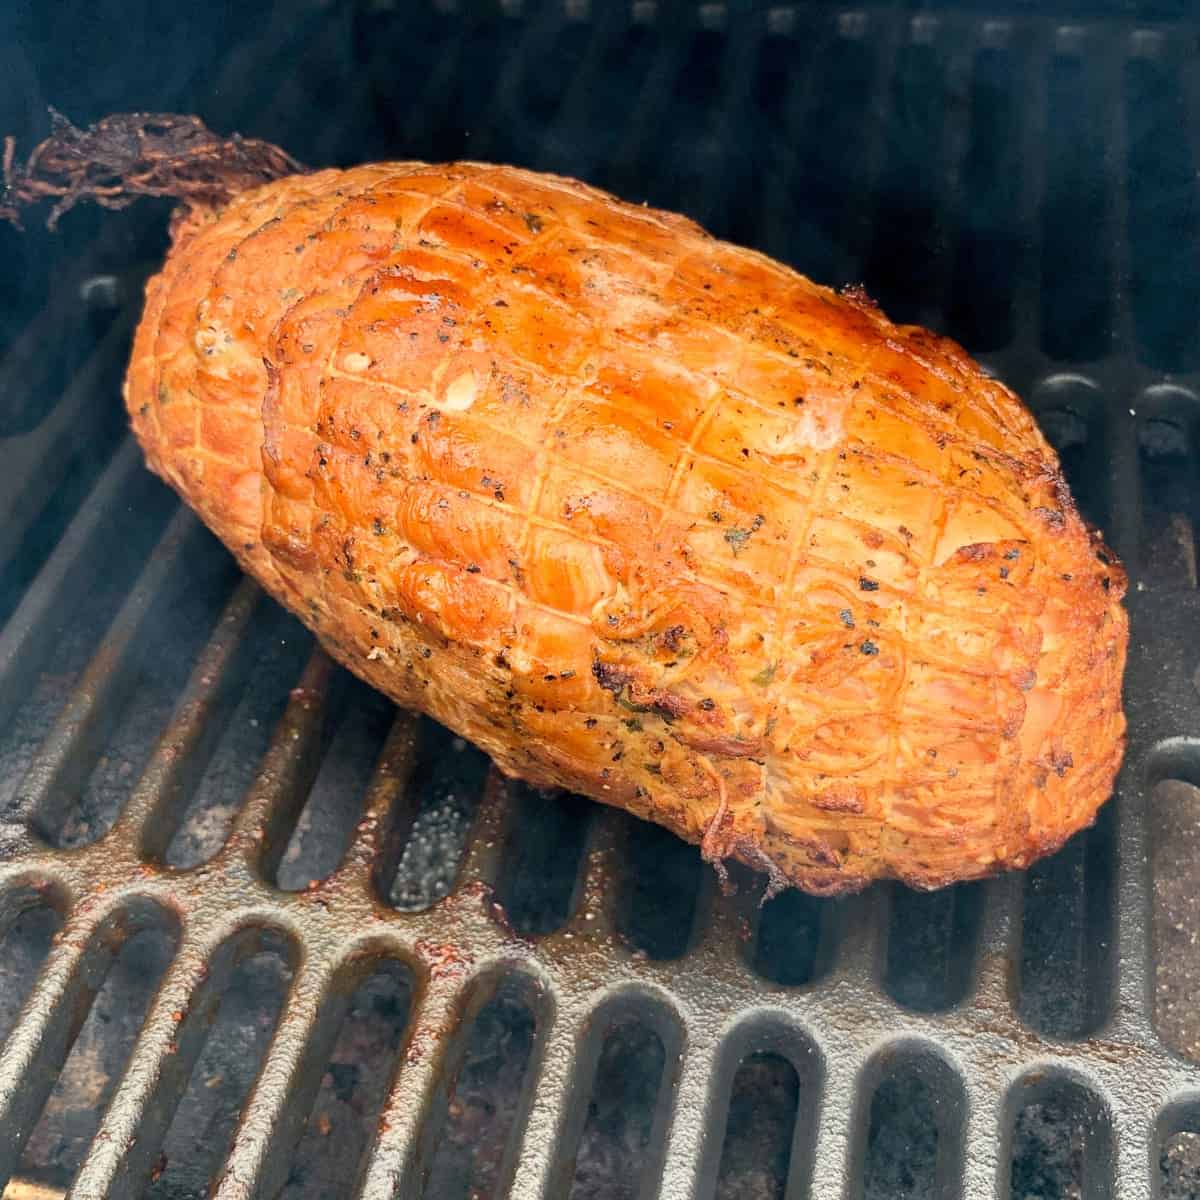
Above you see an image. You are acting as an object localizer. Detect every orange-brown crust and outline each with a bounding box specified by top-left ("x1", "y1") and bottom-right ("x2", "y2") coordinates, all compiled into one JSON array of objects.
[{"x1": 123, "y1": 163, "x2": 1127, "y2": 895}]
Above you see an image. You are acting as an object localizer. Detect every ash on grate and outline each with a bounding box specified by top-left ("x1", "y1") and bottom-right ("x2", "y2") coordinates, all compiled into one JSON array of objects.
[
  {"x1": 0, "y1": 902, "x2": 60, "y2": 1051},
  {"x1": 149, "y1": 944, "x2": 293, "y2": 1200},
  {"x1": 18, "y1": 925, "x2": 176, "y2": 1190}
]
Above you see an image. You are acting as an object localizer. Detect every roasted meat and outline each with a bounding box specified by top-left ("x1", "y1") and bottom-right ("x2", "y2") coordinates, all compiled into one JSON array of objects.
[{"x1": 9, "y1": 121, "x2": 1128, "y2": 894}]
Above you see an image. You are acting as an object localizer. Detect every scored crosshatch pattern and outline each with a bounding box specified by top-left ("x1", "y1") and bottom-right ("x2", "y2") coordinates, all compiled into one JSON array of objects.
[
  {"x1": 122, "y1": 151, "x2": 1126, "y2": 901},
  {"x1": 2, "y1": 4, "x2": 1200, "y2": 1200}
]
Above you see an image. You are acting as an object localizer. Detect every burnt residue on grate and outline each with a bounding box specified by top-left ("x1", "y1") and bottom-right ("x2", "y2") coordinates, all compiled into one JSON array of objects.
[{"x1": 2, "y1": 5, "x2": 1200, "y2": 1200}]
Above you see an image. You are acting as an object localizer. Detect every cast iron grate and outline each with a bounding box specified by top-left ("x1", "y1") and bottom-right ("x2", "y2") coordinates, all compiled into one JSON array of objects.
[{"x1": 2, "y1": 3, "x2": 1200, "y2": 1198}]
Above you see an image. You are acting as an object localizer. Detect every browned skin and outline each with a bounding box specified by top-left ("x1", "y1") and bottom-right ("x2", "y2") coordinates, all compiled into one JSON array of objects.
[{"x1": 123, "y1": 163, "x2": 1127, "y2": 895}]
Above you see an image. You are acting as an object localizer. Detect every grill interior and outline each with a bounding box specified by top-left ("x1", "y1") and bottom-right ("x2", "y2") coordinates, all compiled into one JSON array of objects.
[{"x1": 3, "y1": 2, "x2": 1200, "y2": 1198}]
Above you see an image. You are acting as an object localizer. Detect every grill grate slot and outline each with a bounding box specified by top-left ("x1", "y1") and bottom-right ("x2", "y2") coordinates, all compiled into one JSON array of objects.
[
  {"x1": 565, "y1": 1006, "x2": 672, "y2": 1200},
  {"x1": 1160, "y1": 1103, "x2": 1200, "y2": 1200},
  {"x1": 1137, "y1": 393, "x2": 1200, "y2": 590},
  {"x1": 153, "y1": 596, "x2": 313, "y2": 870},
  {"x1": 948, "y1": 39, "x2": 1025, "y2": 354},
  {"x1": 0, "y1": 447, "x2": 178, "y2": 818},
  {"x1": 275, "y1": 679, "x2": 396, "y2": 893},
  {"x1": 1017, "y1": 800, "x2": 1117, "y2": 1040},
  {"x1": 0, "y1": 896, "x2": 62, "y2": 1055},
  {"x1": 1126, "y1": 48, "x2": 1200, "y2": 373},
  {"x1": 281, "y1": 957, "x2": 413, "y2": 1200},
  {"x1": 714, "y1": 1051, "x2": 802, "y2": 1200},
  {"x1": 1007, "y1": 1073, "x2": 1116, "y2": 1200},
  {"x1": 384, "y1": 721, "x2": 491, "y2": 912},
  {"x1": 863, "y1": 37, "x2": 952, "y2": 327},
  {"x1": 618, "y1": 816, "x2": 703, "y2": 961},
  {"x1": 494, "y1": 784, "x2": 592, "y2": 936},
  {"x1": 1149, "y1": 777, "x2": 1200, "y2": 1059},
  {"x1": 857, "y1": 1046, "x2": 966, "y2": 1200},
  {"x1": 884, "y1": 882, "x2": 985, "y2": 1013},
  {"x1": 147, "y1": 932, "x2": 295, "y2": 1200},
  {"x1": 24, "y1": 513, "x2": 238, "y2": 851},
  {"x1": 1040, "y1": 45, "x2": 1115, "y2": 362},
  {"x1": 752, "y1": 885, "x2": 832, "y2": 988},
  {"x1": 225, "y1": 651, "x2": 338, "y2": 887},
  {"x1": 17, "y1": 920, "x2": 177, "y2": 1194},
  {"x1": 422, "y1": 971, "x2": 542, "y2": 1200},
  {"x1": 771, "y1": 21, "x2": 881, "y2": 284}
]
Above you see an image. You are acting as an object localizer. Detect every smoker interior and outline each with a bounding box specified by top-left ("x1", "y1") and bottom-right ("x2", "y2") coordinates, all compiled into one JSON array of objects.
[{"x1": 2, "y1": 2, "x2": 1200, "y2": 1198}]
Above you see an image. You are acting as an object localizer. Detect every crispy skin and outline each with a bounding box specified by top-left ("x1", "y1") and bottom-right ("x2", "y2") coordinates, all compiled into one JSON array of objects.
[{"x1": 123, "y1": 163, "x2": 1127, "y2": 894}]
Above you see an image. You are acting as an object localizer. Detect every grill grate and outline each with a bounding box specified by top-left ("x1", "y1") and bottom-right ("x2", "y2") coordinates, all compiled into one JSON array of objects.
[{"x1": 3, "y1": 3, "x2": 1200, "y2": 1198}]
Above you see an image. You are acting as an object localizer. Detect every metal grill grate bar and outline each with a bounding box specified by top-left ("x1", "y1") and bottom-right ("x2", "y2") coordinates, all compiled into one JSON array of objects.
[
  {"x1": 453, "y1": 768, "x2": 519, "y2": 893},
  {"x1": 0, "y1": 895, "x2": 115, "y2": 1185},
  {"x1": 962, "y1": 875, "x2": 1017, "y2": 1004},
  {"x1": 501, "y1": 1000, "x2": 590, "y2": 1198},
  {"x1": 1099, "y1": 26, "x2": 1147, "y2": 578},
  {"x1": 0, "y1": 438, "x2": 146, "y2": 745},
  {"x1": 20, "y1": 508, "x2": 205, "y2": 842},
  {"x1": 960, "y1": 1080, "x2": 1006, "y2": 1200},
  {"x1": 556, "y1": 806, "x2": 625, "y2": 945},
  {"x1": 223, "y1": 651, "x2": 335, "y2": 883},
  {"x1": 357, "y1": 975, "x2": 474, "y2": 1199},
  {"x1": 119, "y1": 577, "x2": 264, "y2": 862},
  {"x1": 211, "y1": 956, "x2": 345, "y2": 1200},
  {"x1": 70, "y1": 938, "x2": 231, "y2": 1200},
  {"x1": 1111, "y1": 788, "x2": 1154, "y2": 1034},
  {"x1": 653, "y1": 1032, "x2": 725, "y2": 1200},
  {"x1": 1111, "y1": 1099, "x2": 1155, "y2": 1200},
  {"x1": 822, "y1": 890, "x2": 882, "y2": 989},
  {"x1": 807, "y1": 1050, "x2": 860, "y2": 1200},
  {"x1": 349, "y1": 713, "x2": 423, "y2": 897}
]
